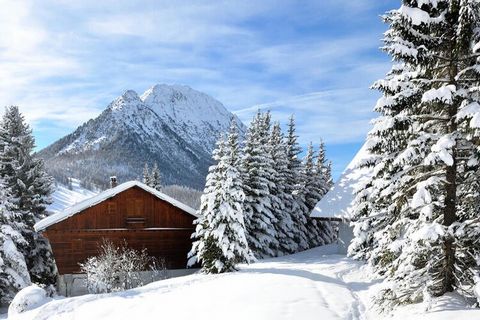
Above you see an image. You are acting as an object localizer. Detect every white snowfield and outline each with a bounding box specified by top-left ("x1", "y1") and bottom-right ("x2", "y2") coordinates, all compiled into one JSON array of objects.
[
  {"x1": 7, "y1": 245, "x2": 479, "y2": 320},
  {"x1": 46, "y1": 179, "x2": 98, "y2": 215}
]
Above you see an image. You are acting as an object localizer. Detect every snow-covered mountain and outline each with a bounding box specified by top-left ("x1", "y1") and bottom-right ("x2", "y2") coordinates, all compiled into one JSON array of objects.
[{"x1": 38, "y1": 84, "x2": 245, "y2": 190}]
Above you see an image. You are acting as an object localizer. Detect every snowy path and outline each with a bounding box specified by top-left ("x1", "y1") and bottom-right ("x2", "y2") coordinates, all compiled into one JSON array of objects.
[{"x1": 9, "y1": 244, "x2": 480, "y2": 320}]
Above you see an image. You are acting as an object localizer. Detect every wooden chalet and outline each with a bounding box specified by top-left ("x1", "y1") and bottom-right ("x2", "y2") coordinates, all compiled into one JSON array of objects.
[{"x1": 34, "y1": 180, "x2": 198, "y2": 275}]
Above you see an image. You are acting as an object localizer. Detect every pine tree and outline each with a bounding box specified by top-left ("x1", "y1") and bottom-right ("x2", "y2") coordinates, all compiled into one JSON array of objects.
[
  {"x1": 316, "y1": 141, "x2": 333, "y2": 193},
  {"x1": 350, "y1": 0, "x2": 480, "y2": 307},
  {"x1": 188, "y1": 119, "x2": 253, "y2": 273},
  {"x1": 150, "y1": 163, "x2": 162, "y2": 191},
  {"x1": 0, "y1": 106, "x2": 56, "y2": 286},
  {"x1": 241, "y1": 111, "x2": 278, "y2": 258},
  {"x1": 314, "y1": 142, "x2": 336, "y2": 245},
  {"x1": 142, "y1": 163, "x2": 151, "y2": 186},
  {"x1": 302, "y1": 142, "x2": 335, "y2": 247},
  {"x1": 0, "y1": 184, "x2": 31, "y2": 305},
  {"x1": 297, "y1": 143, "x2": 321, "y2": 247},
  {"x1": 269, "y1": 122, "x2": 298, "y2": 255},
  {"x1": 284, "y1": 115, "x2": 309, "y2": 251}
]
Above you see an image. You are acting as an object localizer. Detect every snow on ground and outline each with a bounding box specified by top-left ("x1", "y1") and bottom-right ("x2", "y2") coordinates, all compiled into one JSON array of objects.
[
  {"x1": 8, "y1": 286, "x2": 51, "y2": 316},
  {"x1": 47, "y1": 179, "x2": 98, "y2": 214},
  {"x1": 7, "y1": 244, "x2": 480, "y2": 320}
]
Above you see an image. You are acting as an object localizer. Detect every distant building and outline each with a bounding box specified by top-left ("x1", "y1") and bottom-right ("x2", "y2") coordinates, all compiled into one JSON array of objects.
[{"x1": 310, "y1": 144, "x2": 373, "y2": 254}]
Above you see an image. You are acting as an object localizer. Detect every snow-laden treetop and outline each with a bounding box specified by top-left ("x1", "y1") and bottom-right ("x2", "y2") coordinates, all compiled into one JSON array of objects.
[{"x1": 310, "y1": 143, "x2": 372, "y2": 220}]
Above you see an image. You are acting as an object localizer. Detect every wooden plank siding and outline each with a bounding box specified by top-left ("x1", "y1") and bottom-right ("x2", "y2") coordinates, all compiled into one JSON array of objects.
[{"x1": 43, "y1": 186, "x2": 196, "y2": 274}]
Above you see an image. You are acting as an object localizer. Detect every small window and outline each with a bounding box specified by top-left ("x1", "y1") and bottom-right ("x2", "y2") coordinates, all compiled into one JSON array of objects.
[{"x1": 107, "y1": 202, "x2": 117, "y2": 215}]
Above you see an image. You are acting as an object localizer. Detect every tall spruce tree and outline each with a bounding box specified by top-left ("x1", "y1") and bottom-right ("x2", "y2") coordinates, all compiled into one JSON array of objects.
[
  {"x1": 316, "y1": 141, "x2": 333, "y2": 194},
  {"x1": 269, "y1": 122, "x2": 298, "y2": 255},
  {"x1": 350, "y1": 0, "x2": 480, "y2": 308},
  {"x1": 302, "y1": 142, "x2": 335, "y2": 247},
  {"x1": 0, "y1": 106, "x2": 56, "y2": 286},
  {"x1": 0, "y1": 182, "x2": 31, "y2": 305},
  {"x1": 142, "y1": 163, "x2": 151, "y2": 186},
  {"x1": 314, "y1": 142, "x2": 336, "y2": 244},
  {"x1": 299, "y1": 143, "x2": 322, "y2": 247},
  {"x1": 150, "y1": 163, "x2": 162, "y2": 191},
  {"x1": 241, "y1": 111, "x2": 278, "y2": 258},
  {"x1": 188, "y1": 120, "x2": 253, "y2": 273},
  {"x1": 285, "y1": 115, "x2": 309, "y2": 251}
]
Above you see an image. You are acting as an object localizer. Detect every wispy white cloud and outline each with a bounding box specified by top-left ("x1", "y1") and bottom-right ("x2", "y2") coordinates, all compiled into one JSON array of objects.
[
  {"x1": 0, "y1": 0, "x2": 395, "y2": 167},
  {"x1": 234, "y1": 87, "x2": 380, "y2": 145}
]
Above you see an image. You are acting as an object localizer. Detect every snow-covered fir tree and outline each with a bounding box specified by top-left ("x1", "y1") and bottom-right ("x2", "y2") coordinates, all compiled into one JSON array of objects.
[
  {"x1": 142, "y1": 162, "x2": 162, "y2": 191},
  {"x1": 188, "y1": 119, "x2": 253, "y2": 273},
  {"x1": 142, "y1": 163, "x2": 151, "y2": 186},
  {"x1": 0, "y1": 106, "x2": 56, "y2": 286},
  {"x1": 269, "y1": 121, "x2": 298, "y2": 255},
  {"x1": 348, "y1": 64, "x2": 416, "y2": 270},
  {"x1": 302, "y1": 142, "x2": 335, "y2": 247},
  {"x1": 241, "y1": 111, "x2": 278, "y2": 258},
  {"x1": 315, "y1": 141, "x2": 333, "y2": 194},
  {"x1": 150, "y1": 163, "x2": 162, "y2": 191},
  {"x1": 0, "y1": 184, "x2": 31, "y2": 305},
  {"x1": 314, "y1": 142, "x2": 336, "y2": 244},
  {"x1": 296, "y1": 143, "x2": 321, "y2": 247},
  {"x1": 350, "y1": 0, "x2": 480, "y2": 308},
  {"x1": 284, "y1": 115, "x2": 309, "y2": 251}
]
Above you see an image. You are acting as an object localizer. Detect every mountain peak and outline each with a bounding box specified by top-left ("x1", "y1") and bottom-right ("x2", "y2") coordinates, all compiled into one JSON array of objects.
[
  {"x1": 140, "y1": 83, "x2": 193, "y2": 104},
  {"x1": 121, "y1": 89, "x2": 140, "y2": 101},
  {"x1": 140, "y1": 83, "x2": 233, "y2": 127},
  {"x1": 109, "y1": 90, "x2": 141, "y2": 112},
  {"x1": 38, "y1": 83, "x2": 245, "y2": 190}
]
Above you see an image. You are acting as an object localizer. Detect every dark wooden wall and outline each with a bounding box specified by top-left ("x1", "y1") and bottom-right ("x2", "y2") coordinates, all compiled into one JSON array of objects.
[{"x1": 43, "y1": 186, "x2": 196, "y2": 274}]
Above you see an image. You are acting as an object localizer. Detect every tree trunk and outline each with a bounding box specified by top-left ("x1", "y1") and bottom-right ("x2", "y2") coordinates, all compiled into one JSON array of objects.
[
  {"x1": 443, "y1": 159, "x2": 456, "y2": 293},
  {"x1": 443, "y1": 55, "x2": 459, "y2": 293}
]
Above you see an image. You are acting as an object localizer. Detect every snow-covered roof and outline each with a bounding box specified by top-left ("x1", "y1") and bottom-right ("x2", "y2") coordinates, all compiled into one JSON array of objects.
[
  {"x1": 310, "y1": 143, "x2": 373, "y2": 221},
  {"x1": 35, "y1": 181, "x2": 198, "y2": 231}
]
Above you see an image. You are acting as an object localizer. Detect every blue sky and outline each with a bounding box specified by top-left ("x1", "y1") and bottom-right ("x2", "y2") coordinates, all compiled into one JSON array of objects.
[{"x1": 0, "y1": 0, "x2": 398, "y2": 179}]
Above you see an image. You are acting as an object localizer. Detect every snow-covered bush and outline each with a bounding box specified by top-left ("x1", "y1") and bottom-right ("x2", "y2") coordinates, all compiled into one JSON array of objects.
[
  {"x1": 8, "y1": 285, "x2": 50, "y2": 316},
  {"x1": 80, "y1": 239, "x2": 166, "y2": 294}
]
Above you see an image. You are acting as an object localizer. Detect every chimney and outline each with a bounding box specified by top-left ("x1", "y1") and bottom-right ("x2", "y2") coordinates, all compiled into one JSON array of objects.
[{"x1": 110, "y1": 176, "x2": 118, "y2": 188}]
